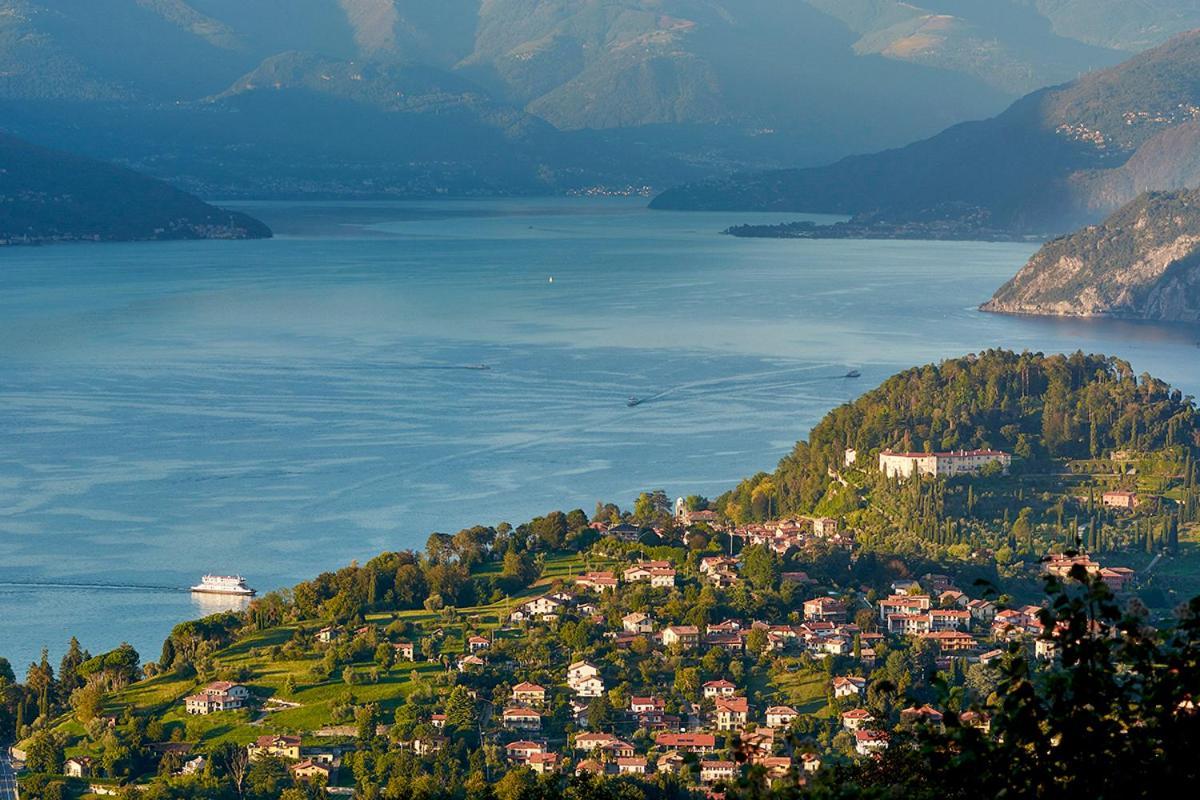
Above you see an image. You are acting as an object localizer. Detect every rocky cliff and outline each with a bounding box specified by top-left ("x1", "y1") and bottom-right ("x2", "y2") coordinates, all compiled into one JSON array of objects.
[{"x1": 981, "y1": 189, "x2": 1200, "y2": 321}]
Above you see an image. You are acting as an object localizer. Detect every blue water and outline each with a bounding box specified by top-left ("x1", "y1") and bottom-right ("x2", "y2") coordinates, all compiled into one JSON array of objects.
[{"x1": 1, "y1": 197, "x2": 1197, "y2": 669}]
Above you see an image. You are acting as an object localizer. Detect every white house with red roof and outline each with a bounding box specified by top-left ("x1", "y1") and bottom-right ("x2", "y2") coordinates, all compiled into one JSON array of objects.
[
  {"x1": 703, "y1": 679, "x2": 737, "y2": 699},
  {"x1": 184, "y1": 681, "x2": 249, "y2": 715}
]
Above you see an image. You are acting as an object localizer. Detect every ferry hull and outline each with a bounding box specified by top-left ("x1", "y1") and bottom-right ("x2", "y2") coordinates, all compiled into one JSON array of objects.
[{"x1": 190, "y1": 586, "x2": 256, "y2": 597}]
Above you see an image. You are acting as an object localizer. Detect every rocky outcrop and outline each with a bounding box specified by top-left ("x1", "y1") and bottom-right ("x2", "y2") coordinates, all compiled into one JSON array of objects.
[{"x1": 981, "y1": 189, "x2": 1200, "y2": 322}]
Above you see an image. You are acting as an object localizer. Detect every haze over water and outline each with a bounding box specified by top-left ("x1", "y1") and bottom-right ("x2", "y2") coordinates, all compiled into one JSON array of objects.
[{"x1": 1, "y1": 198, "x2": 1197, "y2": 669}]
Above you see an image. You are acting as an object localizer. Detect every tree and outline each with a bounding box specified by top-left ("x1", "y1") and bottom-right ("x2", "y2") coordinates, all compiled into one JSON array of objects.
[
  {"x1": 741, "y1": 545, "x2": 779, "y2": 590},
  {"x1": 213, "y1": 740, "x2": 250, "y2": 800},
  {"x1": 70, "y1": 683, "x2": 104, "y2": 722},
  {"x1": 788, "y1": 571, "x2": 1200, "y2": 800},
  {"x1": 355, "y1": 702, "x2": 380, "y2": 742},
  {"x1": 494, "y1": 767, "x2": 538, "y2": 800},
  {"x1": 444, "y1": 686, "x2": 477, "y2": 733},
  {"x1": 24, "y1": 730, "x2": 64, "y2": 774}
]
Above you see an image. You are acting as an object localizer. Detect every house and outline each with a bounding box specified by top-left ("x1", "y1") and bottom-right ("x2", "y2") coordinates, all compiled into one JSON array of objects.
[
  {"x1": 1102, "y1": 490, "x2": 1139, "y2": 510},
  {"x1": 624, "y1": 561, "x2": 677, "y2": 587},
  {"x1": 901, "y1": 705, "x2": 945, "y2": 728},
  {"x1": 676, "y1": 499, "x2": 722, "y2": 526},
  {"x1": 575, "y1": 759, "x2": 605, "y2": 776},
  {"x1": 967, "y1": 599, "x2": 997, "y2": 624},
  {"x1": 811, "y1": 517, "x2": 839, "y2": 537},
  {"x1": 879, "y1": 595, "x2": 931, "y2": 621},
  {"x1": 859, "y1": 647, "x2": 877, "y2": 670},
  {"x1": 929, "y1": 609, "x2": 971, "y2": 631},
  {"x1": 803, "y1": 597, "x2": 847, "y2": 623},
  {"x1": 700, "y1": 556, "x2": 739, "y2": 576},
  {"x1": 602, "y1": 740, "x2": 636, "y2": 758},
  {"x1": 512, "y1": 682, "x2": 547, "y2": 706},
  {"x1": 622, "y1": 612, "x2": 654, "y2": 634},
  {"x1": 608, "y1": 522, "x2": 643, "y2": 541},
  {"x1": 506, "y1": 741, "x2": 546, "y2": 765},
  {"x1": 841, "y1": 708, "x2": 874, "y2": 731},
  {"x1": 392, "y1": 640, "x2": 415, "y2": 660},
  {"x1": 572, "y1": 676, "x2": 605, "y2": 698},
  {"x1": 616, "y1": 757, "x2": 648, "y2": 775},
  {"x1": 528, "y1": 752, "x2": 560, "y2": 775},
  {"x1": 502, "y1": 707, "x2": 542, "y2": 731},
  {"x1": 657, "y1": 751, "x2": 687, "y2": 774},
  {"x1": 741, "y1": 728, "x2": 776, "y2": 760},
  {"x1": 412, "y1": 737, "x2": 447, "y2": 756},
  {"x1": 656, "y1": 732, "x2": 717, "y2": 753},
  {"x1": 1100, "y1": 567, "x2": 1136, "y2": 592},
  {"x1": 513, "y1": 595, "x2": 565, "y2": 622},
  {"x1": 765, "y1": 705, "x2": 799, "y2": 728},
  {"x1": 575, "y1": 732, "x2": 620, "y2": 752},
  {"x1": 703, "y1": 679, "x2": 737, "y2": 699},
  {"x1": 662, "y1": 625, "x2": 701, "y2": 649},
  {"x1": 801, "y1": 753, "x2": 822, "y2": 773},
  {"x1": 316, "y1": 626, "x2": 339, "y2": 643},
  {"x1": 714, "y1": 696, "x2": 749, "y2": 731},
  {"x1": 576, "y1": 571, "x2": 618, "y2": 592},
  {"x1": 290, "y1": 760, "x2": 334, "y2": 782},
  {"x1": 854, "y1": 730, "x2": 889, "y2": 756},
  {"x1": 249, "y1": 735, "x2": 301, "y2": 761},
  {"x1": 64, "y1": 757, "x2": 93, "y2": 778},
  {"x1": 832, "y1": 676, "x2": 866, "y2": 698},
  {"x1": 457, "y1": 654, "x2": 485, "y2": 672},
  {"x1": 467, "y1": 635, "x2": 491, "y2": 653},
  {"x1": 960, "y1": 710, "x2": 991, "y2": 733},
  {"x1": 1036, "y1": 637, "x2": 1057, "y2": 660},
  {"x1": 704, "y1": 631, "x2": 744, "y2": 652},
  {"x1": 761, "y1": 756, "x2": 793, "y2": 782},
  {"x1": 179, "y1": 756, "x2": 207, "y2": 776},
  {"x1": 430, "y1": 713, "x2": 446, "y2": 728},
  {"x1": 918, "y1": 630, "x2": 977, "y2": 652},
  {"x1": 630, "y1": 696, "x2": 664, "y2": 714},
  {"x1": 940, "y1": 590, "x2": 968, "y2": 607},
  {"x1": 878, "y1": 449, "x2": 1011, "y2": 479},
  {"x1": 184, "y1": 681, "x2": 250, "y2": 715},
  {"x1": 568, "y1": 660, "x2": 600, "y2": 683},
  {"x1": 700, "y1": 760, "x2": 739, "y2": 785}
]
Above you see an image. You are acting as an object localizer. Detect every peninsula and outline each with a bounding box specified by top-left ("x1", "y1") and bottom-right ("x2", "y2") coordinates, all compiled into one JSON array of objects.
[
  {"x1": 2, "y1": 351, "x2": 1199, "y2": 800},
  {"x1": 982, "y1": 189, "x2": 1200, "y2": 321}
]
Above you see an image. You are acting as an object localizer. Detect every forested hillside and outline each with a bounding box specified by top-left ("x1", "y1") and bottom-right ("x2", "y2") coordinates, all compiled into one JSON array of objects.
[
  {"x1": 0, "y1": 133, "x2": 270, "y2": 243},
  {"x1": 653, "y1": 30, "x2": 1200, "y2": 236},
  {"x1": 723, "y1": 351, "x2": 1200, "y2": 520}
]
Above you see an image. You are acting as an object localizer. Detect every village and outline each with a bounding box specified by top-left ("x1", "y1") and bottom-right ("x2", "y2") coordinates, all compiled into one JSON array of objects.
[{"x1": 11, "y1": 441, "x2": 1173, "y2": 800}]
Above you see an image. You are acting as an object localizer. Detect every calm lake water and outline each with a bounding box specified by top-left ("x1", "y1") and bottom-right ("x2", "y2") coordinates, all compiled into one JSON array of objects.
[{"x1": 1, "y1": 197, "x2": 1197, "y2": 669}]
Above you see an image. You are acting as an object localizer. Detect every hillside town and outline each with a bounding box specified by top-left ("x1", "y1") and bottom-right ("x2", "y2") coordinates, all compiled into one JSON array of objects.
[{"x1": 11, "y1": 346, "x2": 1200, "y2": 800}]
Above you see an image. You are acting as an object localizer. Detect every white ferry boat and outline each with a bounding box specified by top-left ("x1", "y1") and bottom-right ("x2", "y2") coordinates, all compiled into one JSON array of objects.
[{"x1": 190, "y1": 574, "x2": 256, "y2": 597}]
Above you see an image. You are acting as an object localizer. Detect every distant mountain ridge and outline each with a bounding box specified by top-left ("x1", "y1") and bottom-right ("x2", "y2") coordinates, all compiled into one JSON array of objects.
[
  {"x1": 981, "y1": 189, "x2": 1200, "y2": 322},
  {"x1": 0, "y1": 133, "x2": 270, "y2": 244},
  {"x1": 3, "y1": 1, "x2": 1199, "y2": 197},
  {"x1": 651, "y1": 30, "x2": 1200, "y2": 236}
]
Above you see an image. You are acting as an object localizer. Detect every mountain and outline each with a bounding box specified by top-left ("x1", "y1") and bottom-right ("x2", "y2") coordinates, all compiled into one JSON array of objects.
[
  {"x1": 652, "y1": 30, "x2": 1200, "y2": 236},
  {"x1": 0, "y1": 133, "x2": 270, "y2": 244},
  {"x1": 4, "y1": 1, "x2": 1198, "y2": 198},
  {"x1": 981, "y1": 189, "x2": 1200, "y2": 322}
]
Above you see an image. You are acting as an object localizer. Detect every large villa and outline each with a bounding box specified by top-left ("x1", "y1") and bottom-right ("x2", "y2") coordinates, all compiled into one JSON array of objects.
[{"x1": 878, "y1": 449, "x2": 1012, "y2": 479}]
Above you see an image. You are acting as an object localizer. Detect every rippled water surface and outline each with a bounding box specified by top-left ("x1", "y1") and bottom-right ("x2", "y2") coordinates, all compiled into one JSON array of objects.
[{"x1": 2, "y1": 198, "x2": 1197, "y2": 668}]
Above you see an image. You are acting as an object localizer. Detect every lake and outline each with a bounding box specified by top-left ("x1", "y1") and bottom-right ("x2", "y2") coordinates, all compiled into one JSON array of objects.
[{"x1": 1, "y1": 197, "x2": 1197, "y2": 669}]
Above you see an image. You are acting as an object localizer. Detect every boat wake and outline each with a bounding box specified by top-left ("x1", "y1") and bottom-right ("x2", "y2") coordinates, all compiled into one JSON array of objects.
[{"x1": 0, "y1": 580, "x2": 187, "y2": 593}]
